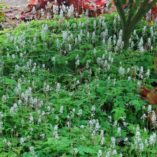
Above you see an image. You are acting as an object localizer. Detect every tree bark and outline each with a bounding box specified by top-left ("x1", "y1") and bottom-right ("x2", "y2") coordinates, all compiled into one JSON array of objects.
[{"x1": 114, "y1": 0, "x2": 157, "y2": 49}]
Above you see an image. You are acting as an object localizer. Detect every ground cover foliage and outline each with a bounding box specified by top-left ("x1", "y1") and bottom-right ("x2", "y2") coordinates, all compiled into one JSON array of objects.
[
  {"x1": 0, "y1": 2, "x2": 5, "y2": 24},
  {"x1": 0, "y1": 14, "x2": 157, "y2": 156}
]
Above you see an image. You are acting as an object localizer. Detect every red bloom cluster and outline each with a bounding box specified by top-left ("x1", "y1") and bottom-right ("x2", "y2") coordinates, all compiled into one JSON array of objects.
[
  {"x1": 27, "y1": 0, "x2": 157, "y2": 20},
  {"x1": 27, "y1": 0, "x2": 106, "y2": 13},
  {"x1": 70, "y1": 0, "x2": 106, "y2": 11},
  {"x1": 151, "y1": 5, "x2": 157, "y2": 20}
]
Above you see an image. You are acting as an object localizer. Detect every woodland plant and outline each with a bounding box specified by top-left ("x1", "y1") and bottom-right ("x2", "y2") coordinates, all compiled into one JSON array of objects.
[
  {"x1": 0, "y1": 2, "x2": 5, "y2": 23},
  {"x1": 0, "y1": 12, "x2": 157, "y2": 156}
]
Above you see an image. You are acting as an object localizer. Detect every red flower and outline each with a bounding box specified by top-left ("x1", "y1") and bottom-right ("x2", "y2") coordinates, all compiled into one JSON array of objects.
[
  {"x1": 28, "y1": 0, "x2": 47, "y2": 9},
  {"x1": 151, "y1": 5, "x2": 157, "y2": 19},
  {"x1": 69, "y1": 0, "x2": 106, "y2": 11}
]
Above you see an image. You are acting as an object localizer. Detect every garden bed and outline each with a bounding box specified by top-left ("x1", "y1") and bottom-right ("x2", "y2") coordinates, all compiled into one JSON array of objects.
[{"x1": 0, "y1": 13, "x2": 157, "y2": 156}]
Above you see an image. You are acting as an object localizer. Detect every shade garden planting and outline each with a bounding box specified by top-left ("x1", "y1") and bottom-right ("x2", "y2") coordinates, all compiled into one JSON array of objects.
[{"x1": 0, "y1": 1, "x2": 157, "y2": 157}]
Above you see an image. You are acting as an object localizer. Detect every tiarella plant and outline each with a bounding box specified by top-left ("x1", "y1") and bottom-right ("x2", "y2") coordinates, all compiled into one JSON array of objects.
[{"x1": 0, "y1": 8, "x2": 157, "y2": 157}]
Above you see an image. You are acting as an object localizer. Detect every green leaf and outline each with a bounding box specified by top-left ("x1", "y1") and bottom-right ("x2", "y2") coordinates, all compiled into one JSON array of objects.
[
  {"x1": 112, "y1": 107, "x2": 126, "y2": 121},
  {"x1": 3, "y1": 78, "x2": 16, "y2": 85},
  {"x1": 78, "y1": 146, "x2": 97, "y2": 155}
]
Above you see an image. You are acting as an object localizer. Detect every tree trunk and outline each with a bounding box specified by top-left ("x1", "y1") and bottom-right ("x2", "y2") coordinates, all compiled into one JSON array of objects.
[
  {"x1": 154, "y1": 53, "x2": 157, "y2": 74},
  {"x1": 122, "y1": 26, "x2": 131, "y2": 49}
]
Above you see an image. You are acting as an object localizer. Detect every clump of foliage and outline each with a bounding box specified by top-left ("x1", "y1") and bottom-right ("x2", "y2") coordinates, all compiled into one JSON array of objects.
[
  {"x1": 0, "y1": 2, "x2": 6, "y2": 23},
  {"x1": 0, "y1": 13, "x2": 157, "y2": 156}
]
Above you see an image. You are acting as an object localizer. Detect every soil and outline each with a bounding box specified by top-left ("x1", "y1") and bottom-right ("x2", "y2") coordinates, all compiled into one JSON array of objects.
[
  {"x1": 5, "y1": 0, "x2": 27, "y2": 8},
  {"x1": 1, "y1": 0, "x2": 28, "y2": 29}
]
